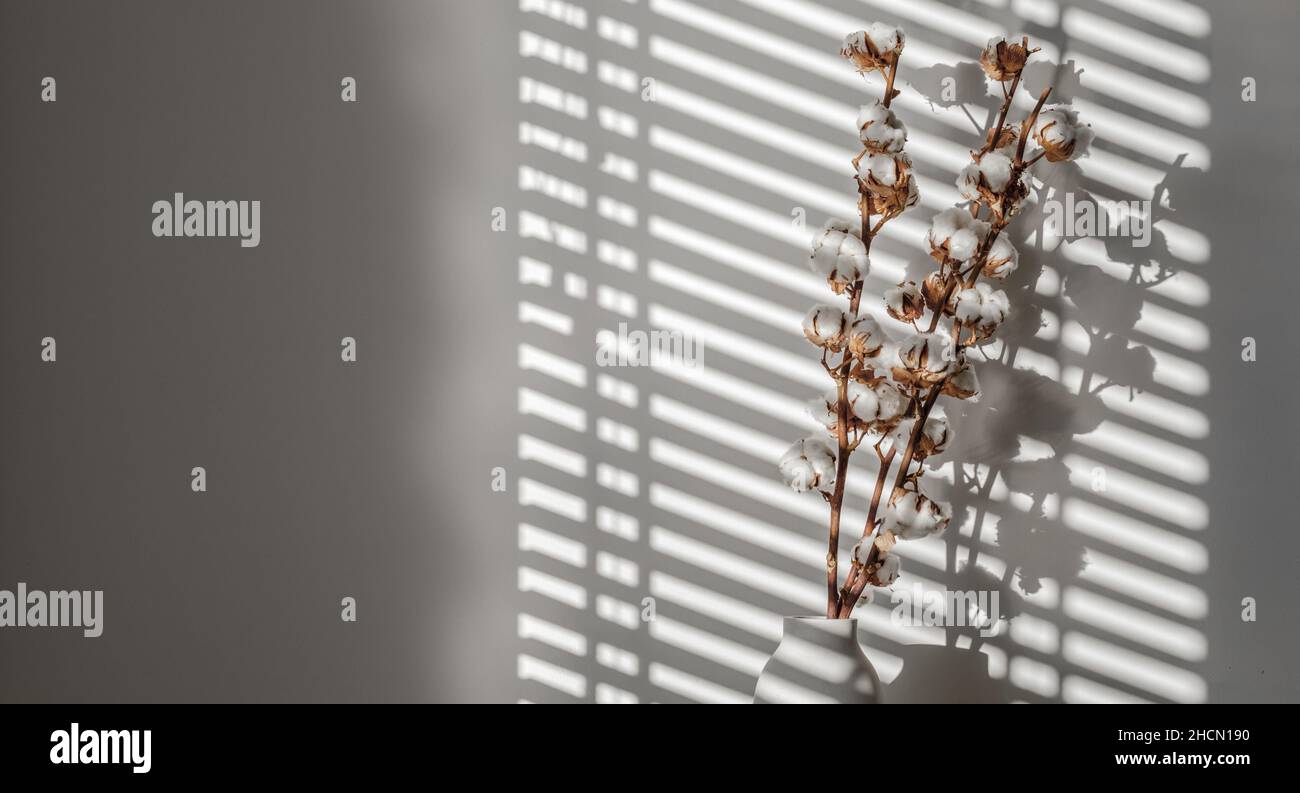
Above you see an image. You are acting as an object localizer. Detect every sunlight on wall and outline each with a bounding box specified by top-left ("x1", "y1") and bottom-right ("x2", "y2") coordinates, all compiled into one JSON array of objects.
[{"x1": 513, "y1": 0, "x2": 1211, "y2": 704}]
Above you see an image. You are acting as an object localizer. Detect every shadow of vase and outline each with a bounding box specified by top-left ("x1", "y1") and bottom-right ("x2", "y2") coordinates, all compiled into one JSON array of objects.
[{"x1": 887, "y1": 645, "x2": 1009, "y2": 703}]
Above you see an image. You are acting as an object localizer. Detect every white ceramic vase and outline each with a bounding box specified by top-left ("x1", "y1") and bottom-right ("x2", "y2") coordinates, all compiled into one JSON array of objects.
[{"x1": 753, "y1": 616, "x2": 882, "y2": 704}]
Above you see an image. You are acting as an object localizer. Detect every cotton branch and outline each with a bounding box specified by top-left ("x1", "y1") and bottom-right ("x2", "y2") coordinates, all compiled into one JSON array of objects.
[
  {"x1": 822, "y1": 45, "x2": 906, "y2": 618},
  {"x1": 787, "y1": 30, "x2": 1092, "y2": 620}
]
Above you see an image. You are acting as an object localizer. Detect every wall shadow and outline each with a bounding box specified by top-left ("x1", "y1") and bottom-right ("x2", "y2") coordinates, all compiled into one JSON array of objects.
[{"x1": 511, "y1": 0, "x2": 1215, "y2": 704}]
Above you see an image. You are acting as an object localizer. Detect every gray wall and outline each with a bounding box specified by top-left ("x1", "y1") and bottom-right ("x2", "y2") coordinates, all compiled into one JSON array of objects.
[
  {"x1": 0, "y1": 0, "x2": 1295, "y2": 703},
  {"x1": 0, "y1": 0, "x2": 517, "y2": 702}
]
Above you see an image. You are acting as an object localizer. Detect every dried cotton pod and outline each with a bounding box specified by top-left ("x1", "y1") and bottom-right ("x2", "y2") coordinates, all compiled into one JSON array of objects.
[
  {"x1": 883, "y1": 488, "x2": 952, "y2": 539},
  {"x1": 985, "y1": 124, "x2": 1019, "y2": 154},
  {"x1": 858, "y1": 152, "x2": 919, "y2": 217},
  {"x1": 870, "y1": 553, "x2": 902, "y2": 586},
  {"x1": 840, "y1": 23, "x2": 905, "y2": 74},
  {"x1": 873, "y1": 529, "x2": 897, "y2": 555},
  {"x1": 927, "y1": 207, "x2": 990, "y2": 264},
  {"x1": 844, "y1": 380, "x2": 907, "y2": 427},
  {"x1": 1031, "y1": 104, "x2": 1094, "y2": 163},
  {"x1": 865, "y1": 176, "x2": 920, "y2": 216},
  {"x1": 885, "y1": 281, "x2": 925, "y2": 323},
  {"x1": 802, "y1": 304, "x2": 849, "y2": 350},
  {"x1": 890, "y1": 409, "x2": 951, "y2": 460},
  {"x1": 952, "y1": 282, "x2": 1011, "y2": 340},
  {"x1": 778, "y1": 436, "x2": 837, "y2": 492},
  {"x1": 922, "y1": 271, "x2": 953, "y2": 313},
  {"x1": 893, "y1": 332, "x2": 957, "y2": 386},
  {"x1": 809, "y1": 218, "x2": 870, "y2": 290},
  {"x1": 806, "y1": 392, "x2": 838, "y2": 432},
  {"x1": 956, "y1": 151, "x2": 1013, "y2": 201},
  {"x1": 980, "y1": 36, "x2": 1030, "y2": 82},
  {"x1": 942, "y1": 362, "x2": 981, "y2": 401},
  {"x1": 859, "y1": 152, "x2": 914, "y2": 196},
  {"x1": 983, "y1": 235, "x2": 1019, "y2": 280},
  {"x1": 856, "y1": 100, "x2": 908, "y2": 154},
  {"x1": 847, "y1": 315, "x2": 887, "y2": 359}
]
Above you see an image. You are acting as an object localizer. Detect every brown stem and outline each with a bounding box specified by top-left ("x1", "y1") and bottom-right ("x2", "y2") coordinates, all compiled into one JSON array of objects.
[
  {"x1": 841, "y1": 388, "x2": 941, "y2": 611},
  {"x1": 1015, "y1": 87, "x2": 1053, "y2": 165},
  {"x1": 824, "y1": 280, "x2": 868, "y2": 618},
  {"x1": 825, "y1": 368, "x2": 851, "y2": 618},
  {"x1": 981, "y1": 71, "x2": 1021, "y2": 156},
  {"x1": 861, "y1": 194, "x2": 872, "y2": 256},
  {"x1": 837, "y1": 446, "x2": 896, "y2": 611},
  {"x1": 882, "y1": 57, "x2": 900, "y2": 108}
]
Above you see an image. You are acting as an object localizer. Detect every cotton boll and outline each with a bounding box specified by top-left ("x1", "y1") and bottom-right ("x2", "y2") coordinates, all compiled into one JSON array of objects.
[
  {"x1": 980, "y1": 35, "x2": 1029, "y2": 81},
  {"x1": 895, "y1": 332, "x2": 957, "y2": 386},
  {"x1": 983, "y1": 235, "x2": 1019, "y2": 279},
  {"x1": 928, "y1": 207, "x2": 963, "y2": 242},
  {"x1": 844, "y1": 381, "x2": 883, "y2": 423},
  {"x1": 873, "y1": 379, "x2": 908, "y2": 424},
  {"x1": 956, "y1": 153, "x2": 1012, "y2": 203},
  {"x1": 885, "y1": 281, "x2": 925, "y2": 323},
  {"x1": 858, "y1": 153, "x2": 916, "y2": 216},
  {"x1": 989, "y1": 125, "x2": 1020, "y2": 154},
  {"x1": 927, "y1": 208, "x2": 990, "y2": 264},
  {"x1": 868, "y1": 22, "x2": 905, "y2": 53},
  {"x1": 809, "y1": 219, "x2": 869, "y2": 287},
  {"x1": 802, "y1": 304, "x2": 849, "y2": 350},
  {"x1": 921, "y1": 271, "x2": 952, "y2": 313},
  {"x1": 778, "y1": 436, "x2": 837, "y2": 492},
  {"x1": 889, "y1": 407, "x2": 950, "y2": 459},
  {"x1": 866, "y1": 336, "x2": 902, "y2": 374},
  {"x1": 882, "y1": 489, "x2": 952, "y2": 540},
  {"x1": 979, "y1": 152, "x2": 1013, "y2": 192},
  {"x1": 952, "y1": 282, "x2": 1010, "y2": 339},
  {"x1": 872, "y1": 553, "x2": 902, "y2": 586},
  {"x1": 860, "y1": 153, "x2": 907, "y2": 188},
  {"x1": 956, "y1": 163, "x2": 983, "y2": 202},
  {"x1": 845, "y1": 380, "x2": 908, "y2": 427},
  {"x1": 949, "y1": 229, "x2": 982, "y2": 262},
  {"x1": 942, "y1": 362, "x2": 981, "y2": 401},
  {"x1": 1031, "y1": 104, "x2": 1094, "y2": 162},
  {"x1": 857, "y1": 101, "x2": 907, "y2": 153},
  {"x1": 952, "y1": 288, "x2": 983, "y2": 324},
  {"x1": 873, "y1": 529, "x2": 897, "y2": 555},
  {"x1": 847, "y1": 315, "x2": 886, "y2": 359},
  {"x1": 840, "y1": 24, "x2": 905, "y2": 72},
  {"x1": 806, "y1": 393, "x2": 838, "y2": 431}
]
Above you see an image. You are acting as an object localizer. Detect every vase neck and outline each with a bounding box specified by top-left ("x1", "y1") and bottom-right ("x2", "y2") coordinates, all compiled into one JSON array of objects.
[{"x1": 783, "y1": 616, "x2": 859, "y2": 642}]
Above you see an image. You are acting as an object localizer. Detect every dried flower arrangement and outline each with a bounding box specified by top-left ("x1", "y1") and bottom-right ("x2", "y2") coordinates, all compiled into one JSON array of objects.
[{"x1": 778, "y1": 26, "x2": 1093, "y2": 619}]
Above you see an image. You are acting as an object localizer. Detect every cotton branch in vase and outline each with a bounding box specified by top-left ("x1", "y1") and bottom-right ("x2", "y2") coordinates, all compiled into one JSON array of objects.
[{"x1": 777, "y1": 29, "x2": 1092, "y2": 620}]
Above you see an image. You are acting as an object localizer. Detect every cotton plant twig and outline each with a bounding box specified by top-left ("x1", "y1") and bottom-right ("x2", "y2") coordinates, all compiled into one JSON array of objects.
[
  {"x1": 779, "y1": 29, "x2": 1094, "y2": 620},
  {"x1": 820, "y1": 53, "x2": 902, "y2": 617}
]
